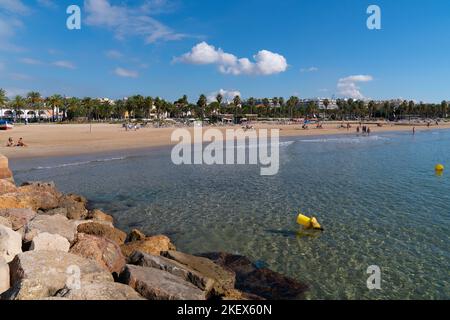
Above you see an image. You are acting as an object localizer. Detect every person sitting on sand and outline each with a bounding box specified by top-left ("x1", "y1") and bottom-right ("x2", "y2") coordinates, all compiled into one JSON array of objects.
[
  {"x1": 16, "y1": 138, "x2": 27, "y2": 147},
  {"x1": 6, "y1": 137, "x2": 14, "y2": 147}
]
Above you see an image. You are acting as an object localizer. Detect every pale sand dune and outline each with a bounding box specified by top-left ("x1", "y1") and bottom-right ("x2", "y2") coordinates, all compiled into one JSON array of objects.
[{"x1": 1, "y1": 122, "x2": 449, "y2": 159}]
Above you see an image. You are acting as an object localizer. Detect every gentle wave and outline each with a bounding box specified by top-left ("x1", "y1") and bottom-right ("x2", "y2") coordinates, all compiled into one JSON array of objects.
[
  {"x1": 299, "y1": 135, "x2": 389, "y2": 144},
  {"x1": 32, "y1": 156, "x2": 128, "y2": 171}
]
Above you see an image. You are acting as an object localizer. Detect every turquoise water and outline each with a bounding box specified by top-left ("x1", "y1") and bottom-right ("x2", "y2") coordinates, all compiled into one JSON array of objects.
[{"x1": 11, "y1": 130, "x2": 450, "y2": 299}]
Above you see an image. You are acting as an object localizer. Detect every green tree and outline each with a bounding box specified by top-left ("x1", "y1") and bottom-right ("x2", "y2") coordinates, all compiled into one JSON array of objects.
[
  {"x1": 27, "y1": 91, "x2": 42, "y2": 121},
  {"x1": 0, "y1": 89, "x2": 8, "y2": 119},
  {"x1": 197, "y1": 94, "x2": 207, "y2": 119},
  {"x1": 10, "y1": 95, "x2": 26, "y2": 121},
  {"x1": 47, "y1": 94, "x2": 63, "y2": 122}
]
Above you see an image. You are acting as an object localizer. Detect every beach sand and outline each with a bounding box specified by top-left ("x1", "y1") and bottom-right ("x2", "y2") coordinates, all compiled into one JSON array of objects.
[{"x1": 1, "y1": 122, "x2": 449, "y2": 159}]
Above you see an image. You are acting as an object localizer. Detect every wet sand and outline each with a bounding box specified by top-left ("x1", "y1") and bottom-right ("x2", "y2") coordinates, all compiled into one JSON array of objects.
[{"x1": 1, "y1": 122, "x2": 449, "y2": 159}]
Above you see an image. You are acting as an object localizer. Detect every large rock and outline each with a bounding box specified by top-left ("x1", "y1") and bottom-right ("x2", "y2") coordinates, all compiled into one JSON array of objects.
[
  {"x1": 0, "y1": 191, "x2": 59, "y2": 211},
  {"x1": 70, "y1": 233, "x2": 125, "y2": 275},
  {"x1": 121, "y1": 235, "x2": 176, "y2": 257},
  {"x1": 0, "y1": 225, "x2": 22, "y2": 263},
  {"x1": 0, "y1": 155, "x2": 14, "y2": 182},
  {"x1": 0, "y1": 179, "x2": 17, "y2": 195},
  {"x1": 0, "y1": 208, "x2": 36, "y2": 230},
  {"x1": 200, "y1": 252, "x2": 309, "y2": 300},
  {"x1": 125, "y1": 229, "x2": 146, "y2": 243},
  {"x1": 18, "y1": 181, "x2": 61, "y2": 198},
  {"x1": 56, "y1": 281, "x2": 144, "y2": 300},
  {"x1": 30, "y1": 232, "x2": 70, "y2": 252},
  {"x1": 0, "y1": 216, "x2": 12, "y2": 229},
  {"x1": 119, "y1": 265, "x2": 205, "y2": 300},
  {"x1": 77, "y1": 222, "x2": 126, "y2": 245},
  {"x1": 87, "y1": 209, "x2": 114, "y2": 224},
  {"x1": 24, "y1": 214, "x2": 77, "y2": 244},
  {"x1": 2, "y1": 251, "x2": 113, "y2": 300},
  {"x1": 0, "y1": 257, "x2": 9, "y2": 295},
  {"x1": 42, "y1": 207, "x2": 68, "y2": 217},
  {"x1": 58, "y1": 195, "x2": 88, "y2": 220},
  {"x1": 128, "y1": 251, "x2": 214, "y2": 293},
  {"x1": 162, "y1": 251, "x2": 235, "y2": 296}
]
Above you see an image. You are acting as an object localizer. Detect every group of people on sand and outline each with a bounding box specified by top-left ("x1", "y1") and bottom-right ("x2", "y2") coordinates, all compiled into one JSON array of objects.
[
  {"x1": 356, "y1": 125, "x2": 371, "y2": 135},
  {"x1": 6, "y1": 137, "x2": 27, "y2": 147}
]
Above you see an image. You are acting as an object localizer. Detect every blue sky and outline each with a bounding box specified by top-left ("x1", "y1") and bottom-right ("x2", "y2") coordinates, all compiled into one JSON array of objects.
[{"x1": 0, "y1": 0, "x2": 449, "y2": 102}]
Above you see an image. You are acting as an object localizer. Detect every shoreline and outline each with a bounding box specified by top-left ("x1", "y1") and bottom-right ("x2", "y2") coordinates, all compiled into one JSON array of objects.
[{"x1": 1, "y1": 122, "x2": 449, "y2": 160}]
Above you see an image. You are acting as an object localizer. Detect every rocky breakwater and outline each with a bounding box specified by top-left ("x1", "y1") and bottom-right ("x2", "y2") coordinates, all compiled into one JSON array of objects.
[{"x1": 0, "y1": 154, "x2": 308, "y2": 300}]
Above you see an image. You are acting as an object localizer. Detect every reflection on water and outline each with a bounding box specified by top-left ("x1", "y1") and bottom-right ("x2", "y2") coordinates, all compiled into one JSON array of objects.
[{"x1": 11, "y1": 130, "x2": 450, "y2": 299}]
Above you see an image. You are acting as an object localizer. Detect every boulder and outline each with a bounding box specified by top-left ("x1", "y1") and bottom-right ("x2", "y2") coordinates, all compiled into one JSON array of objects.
[
  {"x1": 58, "y1": 195, "x2": 88, "y2": 220},
  {"x1": 30, "y1": 232, "x2": 70, "y2": 252},
  {"x1": 121, "y1": 235, "x2": 176, "y2": 257},
  {"x1": 0, "y1": 179, "x2": 17, "y2": 195},
  {"x1": 0, "y1": 155, "x2": 14, "y2": 182},
  {"x1": 0, "y1": 257, "x2": 10, "y2": 295},
  {"x1": 125, "y1": 229, "x2": 146, "y2": 243},
  {"x1": 0, "y1": 191, "x2": 59, "y2": 211},
  {"x1": 77, "y1": 222, "x2": 126, "y2": 245},
  {"x1": 56, "y1": 281, "x2": 144, "y2": 300},
  {"x1": 221, "y1": 289, "x2": 265, "y2": 301},
  {"x1": 162, "y1": 251, "x2": 235, "y2": 296},
  {"x1": 70, "y1": 233, "x2": 125, "y2": 275},
  {"x1": 24, "y1": 214, "x2": 77, "y2": 244},
  {"x1": 0, "y1": 208, "x2": 36, "y2": 230},
  {"x1": 65, "y1": 193, "x2": 88, "y2": 206},
  {"x1": 0, "y1": 225, "x2": 22, "y2": 263},
  {"x1": 74, "y1": 219, "x2": 114, "y2": 229},
  {"x1": 128, "y1": 251, "x2": 214, "y2": 292},
  {"x1": 119, "y1": 265, "x2": 205, "y2": 300},
  {"x1": 87, "y1": 209, "x2": 114, "y2": 224},
  {"x1": 3, "y1": 251, "x2": 113, "y2": 300},
  {"x1": 200, "y1": 252, "x2": 308, "y2": 300},
  {"x1": 18, "y1": 181, "x2": 61, "y2": 198},
  {"x1": 43, "y1": 207, "x2": 68, "y2": 217},
  {"x1": 0, "y1": 216, "x2": 12, "y2": 229}
]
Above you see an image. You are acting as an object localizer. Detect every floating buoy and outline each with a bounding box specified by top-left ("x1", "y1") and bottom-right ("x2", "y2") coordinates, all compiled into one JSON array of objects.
[
  {"x1": 297, "y1": 214, "x2": 323, "y2": 231},
  {"x1": 435, "y1": 164, "x2": 445, "y2": 172}
]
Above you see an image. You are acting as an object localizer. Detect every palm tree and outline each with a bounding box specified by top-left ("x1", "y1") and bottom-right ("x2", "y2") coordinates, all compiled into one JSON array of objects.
[
  {"x1": 247, "y1": 97, "x2": 255, "y2": 115},
  {"x1": 10, "y1": 95, "x2": 26, "y2": 121},
  {"x1": 233, "y1": 95, "x2": 241, "y2": 122},
  {"x1": 27, "y1": 91, "x2": 42, "y2": 121},
  {"x1": 287, "y1": 96, "x2": 299, "y2": 119},
  {"x1": 197, "y1": 94, "x2": 207, "y2": 119},
  {"x1": 48, "y1": 94, "x2": 63, "y2": 122},
  {"x1": 216, "y1": 93, "x2": 223, "y2": 106},
  {"x1": 441, "y1": 100, "x2": 448, "y2": 118},
  {"x1": 0, "y1": 89, "x2": 8, "y2": 120},
  {"x1": 323, "y1": 99, "x2": 330, "y2": 119}
]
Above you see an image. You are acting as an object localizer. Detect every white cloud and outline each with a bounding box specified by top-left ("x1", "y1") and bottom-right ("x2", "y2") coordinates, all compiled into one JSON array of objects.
[
  {"x1": 4, "y1": 87, "x2": 29, "y2": 98},
  {"x1": 106, "y1": 50, "x2": 123, "y2": 59},
  {"x1": 207, "y1": 89, "x2": 241, "y2": 103},
  {"x1": 0, "y1": 0, "x2": 29, "y2": 14},
  {"x1": 175, "y1": 42, "x2": 288, "y2": 76},
  {"x1": 300, "y1": 66, "x2": 318, "y2": 73},
  {"x1": 19, "y1": 57, "x2": 43, "y2": 65},
  {"x1": 114, "y1": 67, "x2": 139, "y2": 78},
  {"x1": 53, "y1": 60, "x2": 76, "y2": 69},
  {"x1": 84, "y1": 0, "x2": 187, "y2": 43},
  {"x1": 10, "y1": 73, "x2": 32, "y2": 81},
  {"x1": 37, "y1": 0, "x2": 57, "y2": 9},
  {"x1": 337, "y1": 75, "x2": 373, "y2": 99}
]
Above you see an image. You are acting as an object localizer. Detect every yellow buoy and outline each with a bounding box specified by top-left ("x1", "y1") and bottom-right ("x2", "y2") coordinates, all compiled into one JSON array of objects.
[
  {"x1": 297, "y1": 214, "x2": 323, "y2": 231},
  {"x1": 435, "y1": 164, "x2": 445, "y2": 172}
]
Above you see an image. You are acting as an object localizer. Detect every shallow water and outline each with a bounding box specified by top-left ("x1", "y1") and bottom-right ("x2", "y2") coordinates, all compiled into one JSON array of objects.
[{"x1": 11, "y1": 130, "x2": 450, "y2": 299}]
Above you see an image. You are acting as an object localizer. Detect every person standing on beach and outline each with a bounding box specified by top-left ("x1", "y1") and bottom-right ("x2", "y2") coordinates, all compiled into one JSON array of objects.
[
  {"x1": 367, "y1": 127, "x2": 371, "y2": 135},
  {"x1": 413, "y1": 127, "x2": 416, "y2": 135}
]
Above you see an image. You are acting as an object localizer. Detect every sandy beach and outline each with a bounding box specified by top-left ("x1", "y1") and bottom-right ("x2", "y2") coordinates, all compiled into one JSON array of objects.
[{"x1": 1, "y1": 122, "x2": 449, "y2": 159}]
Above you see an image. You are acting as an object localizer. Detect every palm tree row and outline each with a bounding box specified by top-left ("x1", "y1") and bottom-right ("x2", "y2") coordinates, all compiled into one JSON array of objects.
[{"x1": 0, "y1": 89, "x2": 448, "y2": 122}]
